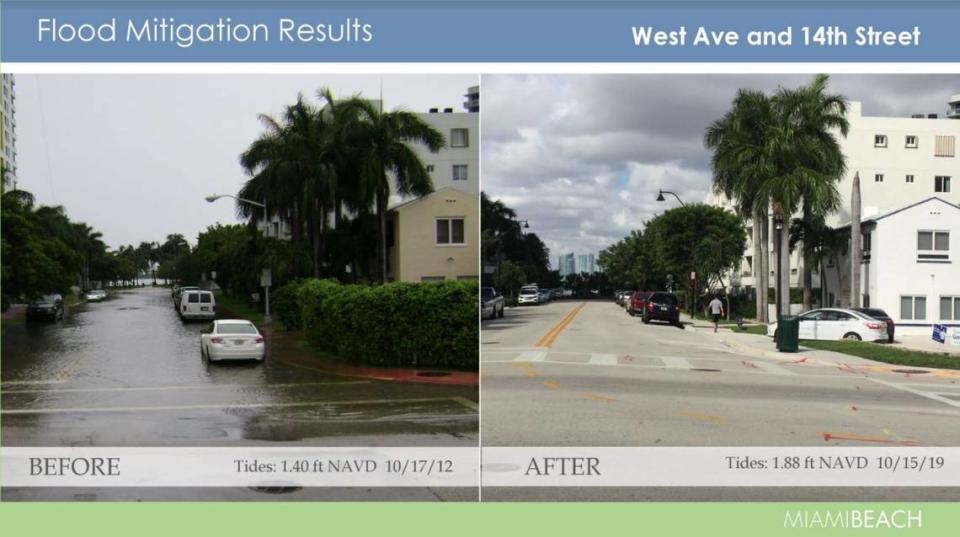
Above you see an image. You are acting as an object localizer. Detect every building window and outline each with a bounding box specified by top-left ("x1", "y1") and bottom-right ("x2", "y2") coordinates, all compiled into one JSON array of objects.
[
  {"x1": 905, "y1": 135, "x2": 918, "y2": 148},
  {"x1": 436, "y1": 218, "x2": 465, "y2": 245},
  {"x1": 917, "y1": 230, "x2": 949, "y2": 262},
  {"x1": 450, "y1": 128, "x2": 469, "y2": 148},
  {"x1": 862, "y1": 231, "x2": 871, "y2": 262},
  {"x1": 426, "y1": 164, "x2": 435, "y2": 173},
  {"x1": 935, "y1": 135, "x2": 956, "y2": 157},
  {"x1": 935, "y1": 175, "x2": 951, "y2": 193},
  {"x1": 939, "y1": 296, "x2": 960, "y2": 321},
  {"x1": 874, "y1": 174, "x2": 884, "y2": 183},
  {"x1": 452, "y1": 164, "x2": 468, "y2": 181},
  {"x1": 900, "y1": 296, "x2": 927, "y2": 321},
  {"x1": 906, "y1": 174, "x2": 914, "y2": 183},
  {"x1": 874, "y1": 134, "x2": 887, "y2": 148}
]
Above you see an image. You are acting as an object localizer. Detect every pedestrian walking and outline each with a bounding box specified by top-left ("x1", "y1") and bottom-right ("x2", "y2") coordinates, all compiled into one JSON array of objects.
[{"x1": 708, "y1": 295, "x2": 724, "y2": 333}]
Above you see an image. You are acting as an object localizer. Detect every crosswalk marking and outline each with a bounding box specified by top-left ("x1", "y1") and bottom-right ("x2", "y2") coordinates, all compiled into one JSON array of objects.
[
  {"x1": 515, "y1": 351, "x2": 547, "y2": 362},
  {"x1": 750, "y1": 360, "x2": 797, "y2": 376},
  {"x1": 589, "y1": 353, "x2": 618, "y2": 366},
  {"x1": 659, "y1": 356, "x2": 692, "y2": 370}
]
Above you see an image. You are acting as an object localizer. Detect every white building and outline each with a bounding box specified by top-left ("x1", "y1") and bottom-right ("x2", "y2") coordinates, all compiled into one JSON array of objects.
[
  {"x1": 1, "y1": 73, "x2": 16, "y2": 183},
  {"x1": 408, "y1": 106, "x2": 478, "y2": 197},
  {"x1": 711, "y1": 93, "x2": 960, "y2": 330}
]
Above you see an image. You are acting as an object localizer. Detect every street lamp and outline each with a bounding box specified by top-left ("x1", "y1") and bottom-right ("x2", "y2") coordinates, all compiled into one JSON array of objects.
[
  {"x1": 205, "y1": 193, "x2": 272, "y2": 323},
  {"x1": 656, "y1": 190, "x2": 686, "y2": 206}
]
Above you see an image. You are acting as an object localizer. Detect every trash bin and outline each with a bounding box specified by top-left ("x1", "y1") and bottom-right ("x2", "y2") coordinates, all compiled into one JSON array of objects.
[{"x1": 776, "y1": 315, "x2": 799, "y2": 353}]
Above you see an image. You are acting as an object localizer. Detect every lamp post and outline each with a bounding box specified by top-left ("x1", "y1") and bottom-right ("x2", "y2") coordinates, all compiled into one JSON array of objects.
[
  {"x1": 205, "y1": 193, "x2": 272, "y2": 323},
  {"x1": 772, "y1": 207, "x2": 785, "y2": 320},
  {"x1": 656, "y1": 190, "x2": 686, "y2": 206}
]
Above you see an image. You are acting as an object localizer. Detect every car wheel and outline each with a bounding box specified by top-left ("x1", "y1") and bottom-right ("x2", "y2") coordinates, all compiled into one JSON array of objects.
[
  {"x1": 498, "y1": 307, "x2": 504, "y2": 318},
  {"x1": 843, "y1": 332, "x2": 862, "y2": 341},
  {"x1": 642, "y1": 316, "x2": 650, "y2": 324},
  {"x1": 773, "y1": 329, "x2": 779, "y2": 340}
]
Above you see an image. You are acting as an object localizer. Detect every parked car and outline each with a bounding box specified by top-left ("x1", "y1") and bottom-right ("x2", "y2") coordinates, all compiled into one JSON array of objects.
[
  {"x1": 766, "y1": 308, "x2": 887, "y2": 342},
  {"x1": 200, "y1": 319, "x2": 265, "y2": 362},
  {"x1": 539, "y1": 289, "x2": 552, "y2": 304},
  {"x1": 84, "y1": 289, "x2": 108, "y2": 302},
  {"x1": 641, "y1": 292, "x2": 681, "y2": 326},
  {"x1": 481, "y1": 287, "x2": 505, "y2": 319},
  {"x1": 174, "y1": 286, "x2": 200, "y2": 307},
  {"x1": 518, "y1": 285, "x2": 541, "y2": 305},
  {"x1": 179, "y1": 290, "x2": 216, "y2": 321},
  {"x1": 853, "y1": 307, "x2": 895, "y2": 343},
  {"x1": 551, "y1": 288, "x2": 562, "y2": 300},
  {"x1": 26, "y1": 294, "x2": 65, "y2": 322},
  {"x1": 628, "y1": 291, "x2": 653, "y2": 316}
]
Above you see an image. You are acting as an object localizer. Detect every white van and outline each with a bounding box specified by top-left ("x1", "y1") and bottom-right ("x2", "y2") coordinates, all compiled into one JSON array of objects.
[{"x1": 180, "y1": 290, "x2": 216, "y2": 320}]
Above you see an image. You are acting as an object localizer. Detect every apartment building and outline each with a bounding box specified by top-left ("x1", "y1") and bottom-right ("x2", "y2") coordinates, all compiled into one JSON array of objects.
[
  {"x1": 711, "y1": 93, "x2": 960, "y2": 330},
  {"x1": 1, "y1": 74, "x2": 16, "y2": 185}
]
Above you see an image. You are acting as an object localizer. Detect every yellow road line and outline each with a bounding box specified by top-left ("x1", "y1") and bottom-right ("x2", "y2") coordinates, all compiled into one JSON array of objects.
[
  {"x1": 534, "y1": 302, "x2": 586, "y2": 348},
  {"x1": 582, "y1": 393, "x2": 617, "y2": 403},
  {"x1": 675, "y1": 411, "x2": 727, "y2": 424},
  {"x1": 542, "y1": 381, "x2": 560, "y2": 389}
]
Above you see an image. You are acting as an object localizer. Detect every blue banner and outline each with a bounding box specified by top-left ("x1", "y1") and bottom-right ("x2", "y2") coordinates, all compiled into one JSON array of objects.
[{"x1": 2, "y1": 1, "x2": 958, "y2": 62}]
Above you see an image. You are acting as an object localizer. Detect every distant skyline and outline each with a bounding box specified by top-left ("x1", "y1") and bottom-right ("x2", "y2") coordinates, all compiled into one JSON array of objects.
[
  {"x1": 13, "y1": 74, "x2": 477, "y2": 249},
  {"x1": 482, "y1": 74, "x2": 960, "y2": 265}
]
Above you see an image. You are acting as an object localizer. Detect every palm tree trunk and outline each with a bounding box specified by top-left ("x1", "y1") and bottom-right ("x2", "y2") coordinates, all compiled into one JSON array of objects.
[
  {"x1": 752, "y1": 208, "x2": 764, "y2": 322},
  {"x1": 377, "y1": 188, "x2": 388, "y2": 284}
]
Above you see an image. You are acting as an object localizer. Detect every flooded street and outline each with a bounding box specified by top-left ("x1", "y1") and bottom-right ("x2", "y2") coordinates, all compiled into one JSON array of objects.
[{"x1": 1, "y1": 287, "x2": 478, "y2": 500}]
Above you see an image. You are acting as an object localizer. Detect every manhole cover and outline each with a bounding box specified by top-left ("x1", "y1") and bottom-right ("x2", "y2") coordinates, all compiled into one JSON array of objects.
[
  {"x1": 416, "y1": 371, "x2": 452, "y2": 377},
  {"x1": 691, "y1": 368, "x2": 721, "y2": 372},
  {"x1": 249, "y1": 486, "x2": 302, "y2": 494},
  {"x1": 893, "y1": 369, "x2": 929, "y2": 375}
]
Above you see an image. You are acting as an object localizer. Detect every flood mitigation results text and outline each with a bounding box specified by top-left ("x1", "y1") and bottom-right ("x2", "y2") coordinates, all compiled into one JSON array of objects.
[
  {"x1": 728, "y1": 455, "x2": 946, "y2": 472},
  {"x1": 632, "y1": 25, "x2": 921, "y2": 48}
]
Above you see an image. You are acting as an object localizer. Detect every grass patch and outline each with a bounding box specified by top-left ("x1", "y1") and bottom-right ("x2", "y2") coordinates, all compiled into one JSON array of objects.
[
  {"x1": 1, "y1": 317, "x2": 24, "y2": 329},
  {"x1": 214, "y1": 291, "x2": 266, "y2": 326},
  {"x1": 733, "y1": 324, "x2": 768, "y2": 336},
  {"x1": 801, "y1": 339, "x2": 960, "y2": 370}
]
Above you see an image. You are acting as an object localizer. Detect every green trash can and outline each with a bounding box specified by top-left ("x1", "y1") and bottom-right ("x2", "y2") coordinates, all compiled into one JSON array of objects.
[{"x1": 776, "y1": 315, "x2": 800, "y2": 353}]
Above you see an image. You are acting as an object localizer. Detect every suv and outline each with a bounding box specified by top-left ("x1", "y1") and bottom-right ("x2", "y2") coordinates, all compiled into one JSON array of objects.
[
  {"x1": 641, "y1": 292, "x2": 681, "y2": 326},
  {"x1": 518, "y1": 286, "x2": 540, "y2": 305},
  {"x1": 26, "y1": 294, "x2": 65, "y2": 322},
  {"x1": 628, "y1": 291, "x2": 652, "y2": 316},
  {"x1": 179, "y1": 290, "x2": 216, "y2": 321}
]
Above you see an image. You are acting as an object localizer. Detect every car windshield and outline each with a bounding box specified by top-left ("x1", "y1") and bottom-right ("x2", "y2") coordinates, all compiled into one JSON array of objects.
[
  {"x1": 217, "y1": 323, "x2": 258, "y2": 335},
  {"x1": 520, "y1": 287, "x2": 538, "y2": 295},
  {"x1": 31, "y1": 295, "x2": 58, "y2": 305},
  {"x1": 481, "y1": 288, "x2": 494, "y2": 299}
]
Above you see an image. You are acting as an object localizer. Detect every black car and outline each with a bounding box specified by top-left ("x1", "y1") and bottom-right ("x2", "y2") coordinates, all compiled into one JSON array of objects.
[
  {"x1": 641, "y1": 292, "x2": 681, "y2": 326},
  {"x1": 26, "y1": 294, "x2": 65, "y2": 322},
  {"x1": 853, "y1": 307, "x2": 895, "y2": 343}
]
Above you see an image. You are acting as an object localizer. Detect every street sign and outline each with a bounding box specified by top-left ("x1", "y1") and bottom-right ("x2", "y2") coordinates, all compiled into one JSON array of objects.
[{"x1": 260, "y1": 268, "x2": 272, "y2": 288}]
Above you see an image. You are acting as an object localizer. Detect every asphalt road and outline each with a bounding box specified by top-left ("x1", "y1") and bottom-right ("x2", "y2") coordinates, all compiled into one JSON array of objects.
[
  {"x1": 480, "y1": 299, "x2": 960, "y2": 501},
  {"x1": 1, "y1": 287, "x2": 478, "y2": 501}
]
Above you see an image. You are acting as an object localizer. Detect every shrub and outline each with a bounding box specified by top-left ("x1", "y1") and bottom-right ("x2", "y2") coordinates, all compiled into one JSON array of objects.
[
  {"x1": 288, "y1": 279, "x2": 477, "y2": 370},
  {"x1": 271, "y1": 281, "x2": 304, "y2": 331}
]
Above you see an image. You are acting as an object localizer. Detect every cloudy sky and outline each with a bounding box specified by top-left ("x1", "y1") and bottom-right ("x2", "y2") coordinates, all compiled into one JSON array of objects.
[
  {"x1": 13, "y1": 74, "x2": 477, "y2": 249},
  {"x1": 482, "y1": 74, "x2": 960, "y2": 267}
]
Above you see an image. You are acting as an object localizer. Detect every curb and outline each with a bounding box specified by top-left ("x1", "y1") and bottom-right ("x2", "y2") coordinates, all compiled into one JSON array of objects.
[{"x1": 275, "y1": 354, "x2": 479, "y2": 387}]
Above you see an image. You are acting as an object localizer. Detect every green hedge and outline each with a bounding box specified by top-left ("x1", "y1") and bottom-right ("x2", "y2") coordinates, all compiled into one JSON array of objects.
[{"x1": 275, "y1": 279, "x2": 478, "y2": 369}]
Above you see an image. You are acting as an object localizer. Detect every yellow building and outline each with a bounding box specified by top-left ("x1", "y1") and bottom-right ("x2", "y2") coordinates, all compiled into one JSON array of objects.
[{"x1": 388, "y1": 186, "x2": 479, "y2": 282}]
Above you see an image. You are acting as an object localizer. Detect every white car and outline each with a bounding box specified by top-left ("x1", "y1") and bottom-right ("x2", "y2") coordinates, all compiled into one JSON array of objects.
[
  {"x1": 85, "y1": 290, "x2": 108, "y2": 302},
  {"x1": 179, "y1": 290, "x2": 216, "y2": 320},
  {"x1": 518, "y1": 286, "x2": 540, "y2": 305},
  {"x1": 767, "y1": 308, "x2": 888, "y2": 342},
  {"x1": 201, "y1": 319, "x2": 265, "y2": 362}
]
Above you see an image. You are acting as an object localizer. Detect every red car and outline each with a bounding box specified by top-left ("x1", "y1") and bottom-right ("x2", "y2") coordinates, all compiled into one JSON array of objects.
[{"x1": 628, "y1": 291, "x2": 653, "y2": 317}]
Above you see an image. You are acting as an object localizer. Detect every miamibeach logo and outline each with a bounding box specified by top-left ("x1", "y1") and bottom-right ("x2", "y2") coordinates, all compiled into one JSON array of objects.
[{"x1": 784, "y1": 510, "x2": 922, "y2": 529}]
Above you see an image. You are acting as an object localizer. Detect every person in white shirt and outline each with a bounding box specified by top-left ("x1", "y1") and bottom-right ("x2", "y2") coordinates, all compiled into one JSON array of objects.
[{"x1": 708, "y1": 296, "x2": 724, "y2": 333}]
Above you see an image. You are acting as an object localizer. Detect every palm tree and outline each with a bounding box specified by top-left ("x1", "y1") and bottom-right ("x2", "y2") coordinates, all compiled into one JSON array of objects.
[
  {"x1": 337, "y1": 98, "x2": 445, "y2": 283},
  {"x1": 705, "y1": 89, "x2": 776, "y2": 323}
]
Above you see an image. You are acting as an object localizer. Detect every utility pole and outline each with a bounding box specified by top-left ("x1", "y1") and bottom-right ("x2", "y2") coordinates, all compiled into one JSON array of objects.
[{"x1": 850, "y1": 172, "x2": 862, "y2": 308}]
